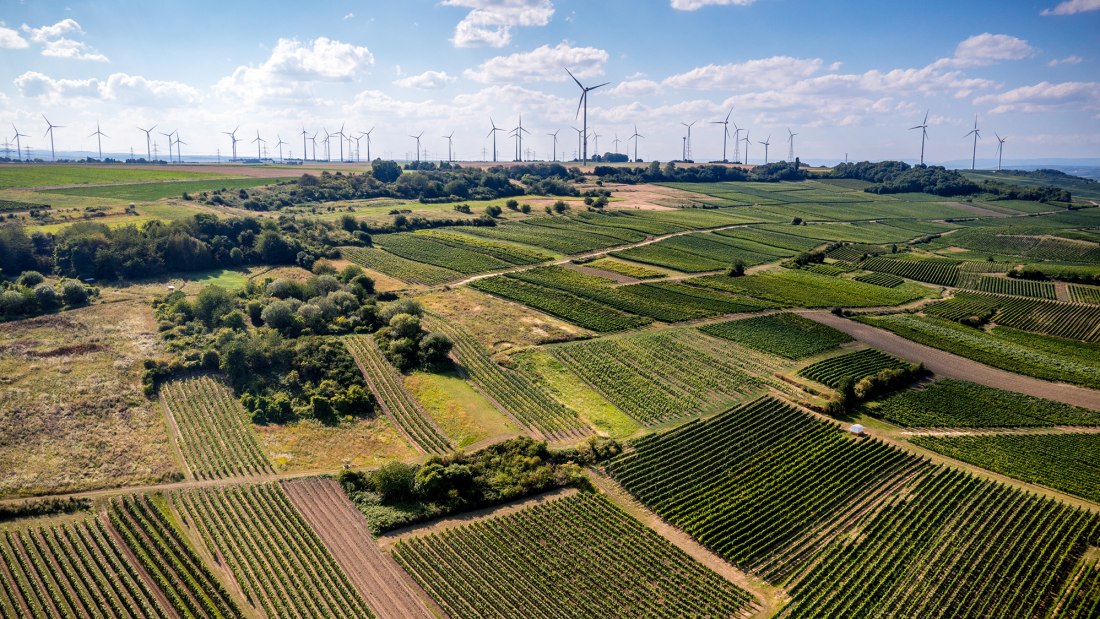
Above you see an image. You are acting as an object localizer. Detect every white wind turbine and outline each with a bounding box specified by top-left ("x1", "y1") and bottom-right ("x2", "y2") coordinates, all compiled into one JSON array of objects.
[
  {"x1": 711, "y1": 107, "x2": 734, "y2": 162},
  {"x1": 487, "y1": 118, "x2": 504, "y2": 162},
  {"x1": 89, "y1": 121, "x2": 108, "y2": 160},
  {"x1": 139, "y1": 124, "x2": 158, "y2": 162},
  {"x1": 43, "y1": 115, "x2": 63, "y2": 161},
  {"x1": 629, "y1": 124, "x2": 644, "y2": 162},
  {"x1": 547, "y1": 129, "x2": 559, "y2": 162},
  {"x1": 565, "y1": 66, "x2": 610, "y2": 164}
]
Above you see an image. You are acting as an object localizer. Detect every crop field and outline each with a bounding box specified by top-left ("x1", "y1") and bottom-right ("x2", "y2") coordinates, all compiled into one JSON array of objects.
[
  {"x1": 372, "y1": 233, "x2": 513, "y2": 275},
  {"x1": 40, "y1": 177, "x2": 290, "y2": 201},
  {"x1": 866, "y1": 379, "x2": 1099, "y2": 427},
  {"x1": 345, "y1": 336, "x2": 452, "y2": 454},
  {"x1": 857, "y1": 314, "x2": 1100, "y2": 388},
  {"x1": 798, "y1": 348, "x2": 913, "y2": 388},
  {"x1": 463, "y1": 218, "x2": 631, "y2": 254},
  {"x1": 910, "y1": 433, "x2": 1100, "y2": 502},
  {"x1": 784, "y1": 467, "x2": 1100, "y2": 618},
  {"x1": 415, "y1": 229, "x2": 553, "y2": 265},
  {"x1": 940, "y1": 228, "x2": 1100, "y2": 262},
  {"x1": 426, "y1": 317, "x2": 589, "y2": 439},
  {"x1": 967, "y1": 275, "x2": 1057, "y2": 299},
  {"x1": 826, "y1": 243, "x2": 888, "y2": 262},
  {"x1": 582, "y1": 257, "x2": 664, "y2": 278},
  {"x1": 1068, "y1": 284, "x2": 1100, "y2": 304},
  {"x1": 861, "y1": 255, "x2": 961, "y2": 286},
  {"x1": 689, "y1": 269, "x2": 930, "y2": 307},
  {"x1": 1052, "y1": 554, "x2": 1100, "y2": 618},
  {"x1": 700, "y1": 313, "x2": 853, "y2": 359},
  {"x1": 612, "y1": 242, "x2": 727, "y2": 271},
  {"x1": 552, "y1": 330, "x2": 783, "y2": 425},
  {"x1": 715, "y1": 227, "x2": 823, "y2": 252},
  {"x1": 923, "y1": 291, "x2": 1003, "y2": 321},
  {"x1": 607, "y1": 396, "x2": 927, "y2": 581},
  {"x1": 0, "y1": 165, "x2": 222, "y2": 189},
  {"x1": 173, "y1": 483, "x2": 375, "y2": 619},
  {"x1": 612, "y1": 230, "x2": 790, "y2": 272},
  {"x1": 0, "y1": 516, "x2": 170, "y2": 618},
  {"x1": 340, "y1": 245, "x2": 461, "y2": 286},
  {"x1": 470, "y1": 275, "x2": 653, "y2": 332},
  {"x1": 989, "y1": 294, "x2": 1100, "y2": 342},
  {"x1": 854, "y1": 271, "x2": 904, "y2": 287},
  {"x1": 757, "y1": 222, "x2": 924, "y2": 245},
  {"x1": 393, "y1": 492, "x2": 757, "y2": 619},
  {"x1": 160, "y1": 375, "x2": 275, "y2": 479}
]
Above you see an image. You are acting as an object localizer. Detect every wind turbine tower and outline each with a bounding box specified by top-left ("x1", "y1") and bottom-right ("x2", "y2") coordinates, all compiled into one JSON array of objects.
[
  {"x1": 711, "y1": 107, "x2": 734, "y2": 162},
  {"x1": 760, "y1": 135, "x2": 771, "y2": 164},
  {"x1": 733, "y1": 122, "x2": 742, "y2": 163},
  {"x1": 510, "y1": 115, "x2": 530, "y2": 162},
  {"x1": 964, "y1": 116, "x2": 981, "y2": 170},
  {"x1": 252, "y1": 130, "x2": 265, "y2": 160},
  {"x1": 571, "y1": 127, "x2": 584, "y2": 162},
  {"x1": 547, "y1": 129, "x2": 559, "y2": 162},
  {"x1": 995, "y1": 133, "x2": 1007, "y2": 171},
  {"x1": 443, "y1": 131, "x2": 455, "y2": 162},
  {"x1": 787, "y1": 128, "x2": 798, "y2": 162},
  {"x1": 89, "y1": 121, "x2": 108, "y2": 160},
  {"x1": 160, "y1": 130, "x2": 176, "y2": 163},
  {"x1": 742, "y1": 131, "x2": 751, "y2": 165},
  {"x1": 910, "y1": 111, "x2": 930, "y2": 166},
  {"x1": 629, "y1": 124, "x2": 644, "y2": 162},
  {"x1": 487, "y1": 118, "x2": 504, "y2": 162},
  {"x1": 42, "y1": 115, "x2": 63, "y2": 162},
  {"x1": 139, "y1": 124, "x2": 158, "y2": 162},
  {"x1": 410, "y1": 131, "x2": 423, "y2": 163},
  {"x1": 174, "y1": 134, "x2": 186, "y2": 163},
  {"x1": 275, "y1": 135, "x2": 288, "y2": 162},
  {"x1": 565, "y1": 67, "x2": 609, "y2": 165},
  {"x1": 300, "y1": 128, "x2": 309, "y2": 162},
  {"x1": 362, "y1": 128, "x2": 374, "y2": 161},
  {"x1": 680, "y1": 121, "x2": 697, "y2": 161},
  {"x1": 336, "y1": 124, "x2": 346, "y2": 162},
  {"x1": 222, "y1": 126, "x2": 239, "y2": 161},
  {"x1": 12, "y1": 125, "x2": 28, "y2": 162}
]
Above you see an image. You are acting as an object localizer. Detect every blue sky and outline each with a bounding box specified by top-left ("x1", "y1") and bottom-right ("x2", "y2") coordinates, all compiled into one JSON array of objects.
[{"x1": 1, "y1": 0, "x2": 1098, "y2": 164}]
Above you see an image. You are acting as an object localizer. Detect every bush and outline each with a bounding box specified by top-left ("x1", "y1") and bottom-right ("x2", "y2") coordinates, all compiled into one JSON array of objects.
[
  {"x1": 17, "y1": 271, "x2": 44, "y2": 287},
  {"x1": 59, "y1": 280, "x2": 89, "y2": 306},
  {"x1": 486, "y1": 204, "x2": 503, "y2": 218},
  {"x1": 505, "y1": 199, "x2": 519, "y2": 210},
  {"x1": 33, "y1": 283, "x2": 60, "y2": 311},
  {"x1": 520, "y1": 203, "x2": 532, "y2": 214}
]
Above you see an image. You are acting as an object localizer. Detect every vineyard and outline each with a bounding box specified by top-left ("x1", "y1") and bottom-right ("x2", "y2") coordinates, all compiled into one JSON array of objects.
[
  {"x1": 853, "y1": 271, "x2": 904, "y2": 288},
  {"x1": 109, "y1": 494, "x2": 243, "y2": 619},
  {"x1": 867, "y1": 379, "x2": 1099, "y2": 428},
  {"x1": 372, "y1": 233, "x2": 514, "y2": 274},
  {"x1": 610, "y1": 230, "x2": 791, "y2": 273},
  {"x1": 552, "y1": 330, "x2": 782, "y2": 425},
  {"x1": 861, "y1": 255, "x2": 960, "y2": 286},
  {"x1": 160, "y1": 375, "x2": 275, "y2": 480},
  {"x1": 345, "y1": 335, "x2": 452, "y2": 454},
  {"x1": 0, "y1": 516, "x2": 169, "y2": 618},
  {"x1": 1068, "y1": 284, "x2": 1100, "y2": 304},
  {"x1": 924, "y1": 291, "x2": 1100, "y2": 343},
  {"x1": 339, "y1": 245, "x2": 461, "y2": 286},
  {"x1": 699, "y1": 313, "x2": 853, "y2": 359},
  {"x1": 782, "y1": 468, "x2": 1100, "y2": 618},
  {"x1": 689, "y1": 269, "x2": 929, "y2": 307},
  {"x1": 426, "y1": 317, "x2": 589, "y2": 439},
  {"x1": 909, "y1": 433, "x2": 1100, "y2": 502},
  {"x1": 172, "y1": 483, "x2": 376, "y2": 619},
  {"x1": 582, "y1": 257, "x2": 664, "y2": 279},
  {"x1": 392, "y1": 492, "x2": 758, "y2": 619},
  {"x1": 415, "y1": 229, "x2": 553, "y2": 265},
  {"x1": 1052, "y1": 553, "x2": 1100, "y2": 618},
  {"x1": 942, "y1": 228, "x2": 1100, "y2": 262},
  {"x1": 924, "y1": 291, "x2": 1003, "y2": 321},
  {"x1": 607, "y1": 396, "x2": 928, "y2": 581},
  {"x1": 470, "y1": 275, "x2": 652, "y2": 332},
  {"x1": 798, "y1": 348, "x2": 914, "y2": 388},
  {"x1": 966, "y1": 275, "x2": 1057, "y2": 299}
]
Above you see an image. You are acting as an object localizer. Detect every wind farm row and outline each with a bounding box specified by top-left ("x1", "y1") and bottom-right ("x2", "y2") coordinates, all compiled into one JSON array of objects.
[{"x1": 5, "y1": 69, "x2": 1012, "y2": 169}]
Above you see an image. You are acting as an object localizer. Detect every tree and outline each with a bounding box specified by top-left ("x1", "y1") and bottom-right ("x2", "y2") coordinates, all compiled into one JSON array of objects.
[
  {"x1": 373, "y1": 461, "x2": 417, "y2": 502},
  {"x1": 485, "y1": 204, "x2": 502, "y2": 218},
  {"x1": 418, "y1": 332, "x2": 453, "y2": 369},
  {"x1": 371, "y1": 160, "x2": 402, "y2": 183},
  {"x1": 59, "y1": 280, "x2": 88, "y2": 307},
  {"x1": 193, "y1": 285, "x2": 234, "y2": 327},
  {"x1": 260, "y1": 300, "x2": 300, "y2": 334},
  {"x1": 33, "y1": 283, "x2": 59, "y2": 312},
  {"x1": 727, "y1": 259, "x2": 746, "y2": 277},
  {"x1": 553, "y1": 200, "x2": 569, "y2": 214}
]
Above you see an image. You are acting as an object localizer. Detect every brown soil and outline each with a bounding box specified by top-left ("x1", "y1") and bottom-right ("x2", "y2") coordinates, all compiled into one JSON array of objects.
[
  {"x1": 281, "y1": 478, "x2": 441, "y2": 619},
  {"x1": 799, "y1": 310, "x2": 1100, "y2": 410}
]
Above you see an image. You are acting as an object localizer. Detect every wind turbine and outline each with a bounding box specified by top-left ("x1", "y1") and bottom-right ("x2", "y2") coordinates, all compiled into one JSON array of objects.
[
  {"x1": 547, "y1": 129, "x2": 559, "y2": 162},
  {"x1": 221, "y1": 126, "x2": 239, "y2": 161},
  {"x1": 629, "y1": 124, "x2": 644, "y2": 162},
  {"x1": 139, "y1": 124, "x2": 158, "y2": 162},
  {"x1": 759, "y1": 135, "x2": 771, "y2": 164},
  {"x1": 89, "y1": 121, "x2": 108, "y2": 160},
  {"x1": 351, "y1": 134, "x2": 363, "y2": 162},
  {"x1": 321, "y1": 128, "x2": 330, "y2": 161},
  {"x1": 300, "y1": 127, "x2": 309, "y2": 162},
  {"x1": 964, "y1": 115, "x2": 981, "y2": 170},
  {"x1": 410, "y1": 131, "x2": 423, "y2": 163},
  {"x1": 711, "y1": 107, "x2": 734, "y2": 162},
  {"x1": 336, "y1": 123, "x2": 346, "y2": 162},
  {"x1": 173, "y1": 134, "x2": 185, "y2": 163},
  {"x1": 275, "y1": 135, "x2": 288, "y2": 162},
  {"x1": 565, "y1": 67, "x2": 609, "y2": 165},
  {"x1": 910, "y1": 111, "x2": 929, "y2": 166},
  {"x1": 995, "y1": 133, "x2": 1007, "y2": 171},
  {"x1": 732, "y1": 122, "x2": 742, "y2": 163},
  {"x1": 42, "y1": 115, "x2": 63, "y2": 161},
  {"x1": 11, "y1": 125, "x2": 28, "y2": 162},
  {"x1": 787, "y1": 128, "x2": 798, "y2": 162},
  {"x1": 571, "y1": 126, "x2": 584, "y2": 162},
  {"x1": 443, "y1": 131, "x2": 455, "y2": 162},
  {"x1": 487, "y1": 117, "x2": 504, "y2": 162},
  {"x1": 680, "y1": 121, "x2": 697, "y2": 161},
  {"x1": 362, "y1": 128, "x2": 374, "y2": 161},
  {"x1": 251, "y1": 130, "x2": 265, "y2": 160},
  {"x1": 159, "y1": 129, "x2": 176, "y2": 163},
  {"x1": 742, "y1": 130, "x2": 751, "y2": 165},
  {"x1": 510, "y1": 115, "x2": 530, "y2": 162},
  {"x1": 591, "y1": 131, "x2": 601, "y2": 158},
  {"x1": 612, "y1": 134, "x2": 621, "y2": 155},
  {"x1": 309, "y1": 132, "x2": 318, "y2": 161}
]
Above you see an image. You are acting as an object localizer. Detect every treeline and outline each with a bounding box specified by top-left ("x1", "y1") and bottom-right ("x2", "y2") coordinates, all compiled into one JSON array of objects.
[
  {"x1": 977, "y1": 180, "x2": 1070, "y2": 203},
  {"x1": 0, "y1": 270, "x2": 94, "y2": 321},
  {"x1": 0, "y1": 214, "x2": 366, "y2": 282},
  {"x1": 829, "y1": 161, "x2": 1073, "y2": 201},
  {"x1": 204, "y1": 161, "x2": 580, "y2": 212},
  {"x1": 340, "y1": 435, "x2": 621, "y2": 534},
  {"x1": 592, "y1": 160, "x2": 807, "y2": 184}
]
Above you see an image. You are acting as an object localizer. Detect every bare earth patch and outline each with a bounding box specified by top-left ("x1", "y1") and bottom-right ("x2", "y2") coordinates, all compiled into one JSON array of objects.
[
  {"x1": 255, "y1": 416, "x2": 418, "y2": 472},
  {"x1": 604, "y1": 182, "x2": 725, "y2": 210},
  {"x1": 0, "y1": 302, "x2": 179, "y2": 498},
  {"x1": 417, "y1": 286, "x2": 590, "y2": 350}
]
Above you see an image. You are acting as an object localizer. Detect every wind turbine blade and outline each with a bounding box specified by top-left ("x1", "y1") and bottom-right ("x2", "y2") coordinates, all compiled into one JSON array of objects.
[
  {"x1": 590, "y1": 82, "x2": 610, "y2": 90},
  {"x1": 564, "y1": 67, "x2": 583, "y2": 89},
  {"x1": 575, "y1": 93, "x2": 585, "y2": 120}
]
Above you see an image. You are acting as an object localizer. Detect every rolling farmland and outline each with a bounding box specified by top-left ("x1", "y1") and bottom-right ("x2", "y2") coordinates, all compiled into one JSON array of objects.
[
  {"x1": 393, "y1": 492, "x2": 758, "y2": 619},
  {"x1": 699, "y1": 312, "x2": 853, "y2": 359},
  {"x1": 798, "y1": 348, "x2": 914, "y2": 388}
]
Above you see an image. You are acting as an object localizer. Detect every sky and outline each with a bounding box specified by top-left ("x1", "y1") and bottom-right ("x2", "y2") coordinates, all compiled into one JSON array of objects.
[{"x1": 1, "y1": 0, "x2": 1098, "y2": 165}]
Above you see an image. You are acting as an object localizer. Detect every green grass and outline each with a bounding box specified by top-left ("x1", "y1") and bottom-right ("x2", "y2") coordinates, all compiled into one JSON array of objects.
[
  {"x1": 404, "y1": 370, "x2": 518, "y2": 448},
  {"x1": 0, "y1": 165, "x2": 222, "y2": 189},
  {"x1": 865, "y1": 379, "x2": 1099, "y2": 428},
  {"x1": 909, "y1": 433, "x2": 1100, "y2": 503},
  {"x1": 40, "y1": 177, "x2": 291, "y2": 201},
  {"x1": 689, "y1": 269, "x2": 932, "y2": 308},
  {"x1": 700, "y1": 313, "x2": 853, "y2": 359},
  {"x1": 857, "y1": 314, "x2": 1100, "y2": 389},
  {"x1": 185, "y1": 269, "x2": 251, "y2": 291}
]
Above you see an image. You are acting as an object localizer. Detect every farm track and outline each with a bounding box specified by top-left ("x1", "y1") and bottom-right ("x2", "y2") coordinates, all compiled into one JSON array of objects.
[
  {"x1": 897, "y1": 425, "x2": 1100, "y2": 437},
  {"x1": 799, "y1": 309, "x2": 1100, "y2": 410},
  {"x1": 282, "y1": 478, "x2": 442, "y2": 619}
]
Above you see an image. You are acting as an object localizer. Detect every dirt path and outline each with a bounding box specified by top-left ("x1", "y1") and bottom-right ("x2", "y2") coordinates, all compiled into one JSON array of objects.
[
  {"x1": 158, "y1": 392, "x2": 194, "y2": 481},
  {"x1": 282, "y1": 478, "x2": 442, "y2": 619},
  {"x1": 1054, "y1": 281, "x2": 1072, "y2": 302},
  {"x1": 798, "y1": 310, "x2": 1100, "y2": 410},
  {"x1": 897, "y1": 425, "x2": 1100, "y2": 437},
  {"x1": 586, "y1": 470, "x2": 782, "y2": 618}
]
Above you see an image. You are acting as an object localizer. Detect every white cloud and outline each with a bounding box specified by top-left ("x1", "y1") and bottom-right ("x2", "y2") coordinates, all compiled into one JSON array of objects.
[
  {"x1": 215, "y1": 37, "x2": 373, "y2": 103},
  {"x1": 608, "y1": 79, "x2": 662, "y2": 98},
  {"x1": 975, "y1": 81, "x2": 1100, "y2": 114},
  {"x1": 1049, "y1": 55, "x2": 1084, "y2": 66},
  {"x1": 0, "y1": 25, "x2": 28, "y2": 49},
  {"x1": 343, "y1": 12, "x2": 355, "y2": 20},
  {"x1": 670, "y1": 0, "x2": 755, "y2": 9},
  {"x1": 945, "y1": 33, "x2": 1035, "y2": 67},
  {"x1": 21, "y1": 19, "x2": 108, "y2": 62},
  {"x1": 1041, "y1": 0, "x2": 1100, "y2": 15},
  {"x1": 394, "y1": 70, "x2": 456, "y2": 89},
  {"x1": 664, "y1": 57, "x2": 823, "y2": 90},
  {"x1": 443, "y1": 0, "x2": 554, "y2": 48},
  {"x1": 13, "y1": 70, "x2": 201, "y2": 107},
  {"x1": 464, "y1": 42, "x2": 607, "y2": 83}
]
